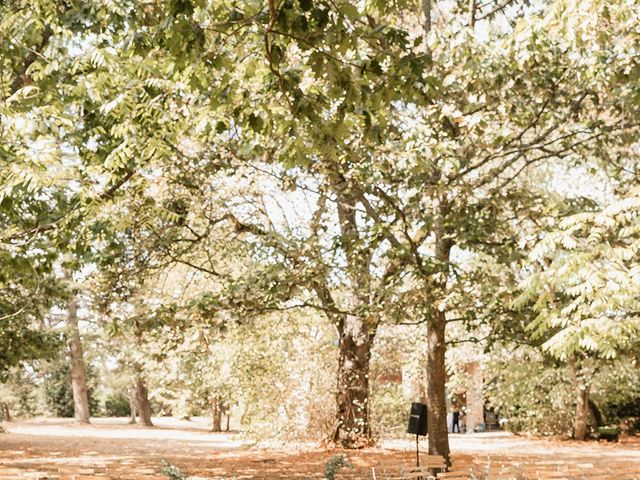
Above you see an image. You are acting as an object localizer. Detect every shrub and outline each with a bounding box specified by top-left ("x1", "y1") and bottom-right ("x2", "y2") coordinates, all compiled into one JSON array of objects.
[
  {"x1": 324, "y1": 454, "x2": 353, "y2": 480},
  {"x1": 40, "y1": 360, "x2": 98, "y2": 417},
  {"x1": 371, "y1": 383, "x2": 408, "y2": 437},
  {"x1": 485, "y1": 359, "x2": 575, "y2": 436},
  {"x1": 103, "y1": 392, "x2": 131, "y2": 417}
]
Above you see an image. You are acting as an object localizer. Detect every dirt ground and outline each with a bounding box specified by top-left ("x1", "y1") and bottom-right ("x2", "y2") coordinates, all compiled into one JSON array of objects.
[{"x1": 1, "y1": 417, "x2": 639, "y2": 479}]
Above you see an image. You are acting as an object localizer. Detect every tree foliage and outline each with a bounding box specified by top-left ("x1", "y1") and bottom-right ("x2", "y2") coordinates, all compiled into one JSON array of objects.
[{"x1": 1, "y1": 0, "x2": 640, "y2": 448}]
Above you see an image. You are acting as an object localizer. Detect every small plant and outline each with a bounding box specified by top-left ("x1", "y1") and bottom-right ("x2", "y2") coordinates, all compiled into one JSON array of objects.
[
  {"x1": 324, "y1": 454, "x2": 353, "y2": 480},
  {"x1": 161, "y1": 460, "x2": 187, "y2": 480}
]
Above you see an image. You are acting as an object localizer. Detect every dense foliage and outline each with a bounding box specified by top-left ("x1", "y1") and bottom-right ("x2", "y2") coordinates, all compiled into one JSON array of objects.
[
  {"x1": 1, "y1": 0, "x2": 640, "y2": 453},
  {"x1": 41, "y1": 357, "x2": 99, "y2": 418}
]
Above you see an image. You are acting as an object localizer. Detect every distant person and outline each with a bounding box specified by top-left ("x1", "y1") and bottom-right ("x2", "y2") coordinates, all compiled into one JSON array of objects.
[{"x1": 452, "y1": 409, "x2": 461, "y2": 433}]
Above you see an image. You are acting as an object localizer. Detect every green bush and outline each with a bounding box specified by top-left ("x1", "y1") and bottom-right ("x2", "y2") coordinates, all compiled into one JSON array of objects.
[
  {"x1": 0, "y1": 367, "x2": 39, "y2": 418},
  {"x1": 41, "y1": 360, "x2": 98, "y2": 417},
  {"x1": 103, "y1": 392, "x2": 131, "y2": 417},
  {"x1": 371, "y1": 383, "x2": 408, "y2": 437},
  {"x1": 593, "y1": 359, "x2": 640, "y2": 428},
  {"x1": 485, "y1": 354, "x2": 640, "y2": 437},
  {"x1": 324, "y1": 454, "x2": 353, "y2": 480},
  {"x1": 485, "y1": 359, "x2": 575, "y2": 436}
]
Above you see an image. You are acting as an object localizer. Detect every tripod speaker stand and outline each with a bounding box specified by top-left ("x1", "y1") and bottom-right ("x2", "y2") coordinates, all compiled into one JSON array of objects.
[{"x1": 407, "y1": 402, "x2": 428, "y2": 466}]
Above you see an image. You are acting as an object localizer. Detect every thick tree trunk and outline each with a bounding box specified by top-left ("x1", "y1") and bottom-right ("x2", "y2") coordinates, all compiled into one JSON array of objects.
[
  {"x1": 570, "y1": 358, "x2": 589, "y2": 440},
  {"x1": 67, "y1": 297, "x2": 91, "y2": 424},
  {"x1": 2, "y1": 403, "x2": 11, "y2": 422},
  {"x1": 327, "y1": 173, "x2": 376, "y2": 449},
  {"x1": 331, "y1": 320, "x2": 373, "y2": 448},
  {"x1": 427, "y1": 309, "x2": 451, "y2": 466},
  {"x1": 134, "y1": 371, "x2": 153, "y2": 427}
]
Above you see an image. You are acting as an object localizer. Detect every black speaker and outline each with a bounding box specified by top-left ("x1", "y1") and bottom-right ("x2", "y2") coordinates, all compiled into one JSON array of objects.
[{"x1": 407, "y1": 402, "x2": 428, "y2": 436}]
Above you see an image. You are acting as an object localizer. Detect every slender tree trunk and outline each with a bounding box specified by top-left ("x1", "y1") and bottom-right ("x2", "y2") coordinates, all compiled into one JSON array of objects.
[
  {"x1": 575, "y1": 386, "x2": 590, "y2": 440},
  {"x1": 468, "y1": 0, "x2": 477, "y2": 27},
  {"x1": 2, "y1": 403, "x2": 11, "y2": 422},
  {"x1": 427, "y1": 309, "x2": 451, "y2": 466},
  {"x1": 331, "y1": 319, "x2": 373, "y2": 448},
  {"x1": 465, "y1": 362, "x2": 484, "y2": 432},
  {"x1": 226, "y1": 411, "x2": 230, "y2": 431},
  {"x1": 425, "y1": 209, "x2": 453, "y2": 467},
  {"x1": 211, "y1": 396, "x2": 223, "y2": 432},
  {"x1": 128, "y1": 395, "x2": 137, "y2": 424},
  {"x1": 570, "y1": 359, "x2": 589, "y2": 440},
  {"x1": 67, "y1": 297, "x2": 91, "y2": 424},
  {"x1": 211, "y1": 397, "x2": 216, "y2": 431},
  {"x1": 216, "y1": 399, "x2": 223, "y2": 431},
  {"x1": 422, "y1": 0, "x2": 431, "y2": 37},
  {"x1": 134, "y1": 370, "x2": 153, "y2": 427},
  {"x1": 589, "y1": 399, "x2": 603, "y2": 428}
]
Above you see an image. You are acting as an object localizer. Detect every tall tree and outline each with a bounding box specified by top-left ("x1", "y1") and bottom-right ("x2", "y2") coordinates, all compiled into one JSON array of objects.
[
  {"x1": 98, "y1": 0, "x2": 639, "y2": 458},
  {"x1": 517, "y1": 188, "x2": 640, "y2": 439},
  {"x1": 3, "y1": 0, "x2": 639, "y2": 461},
  {"x1": 195, "y1": 0, "x2": 638, "y2": 459}
]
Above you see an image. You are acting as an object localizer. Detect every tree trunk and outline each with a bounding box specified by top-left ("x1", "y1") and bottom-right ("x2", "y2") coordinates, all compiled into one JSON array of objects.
[
  {"x1": 468, "y1": 0, "x2": 477, "y2": 27},
  {"x1": 589, "y1": 399, "x2": 603, "y2": 428},
  {"x1": 2, "y1": 403, "x2": 11, "y2": 422},
  {"x1": 128, "y1": 395, "x2": 137, "y2": 424},
  {"x1": 326, "y1": 173, "x2": 376, "y2": 449},
  {"x1": 422, "y1": 0, "x2": 431, "y2": 37},
  {"x1": 425, "y1": 209, "x2": 452, "y2": 467},
  {"x1": 465, "y1": 362, "x2": 484, "y2": 432},
  {"x1": 67, "y1": 297, "x2": 91, "y2": 424},
  {"x1": 575, "y1": 386, "x2": 590, "y2": 440},
  {"x1": 134, "y1": 371, "x2": 153, "y2": 427},
  {"x1": 570, "y1": 358, "x2": 589, "y2": 440},
  {"x1": 427, "y1": 309, "x2": 451, "y2": 466},
  {"x1": 331, "y1": 320, "x2": 373, "y2": 448},
  {"x1": 211, "y1": 396, "x2": 223, "y2": 432}
]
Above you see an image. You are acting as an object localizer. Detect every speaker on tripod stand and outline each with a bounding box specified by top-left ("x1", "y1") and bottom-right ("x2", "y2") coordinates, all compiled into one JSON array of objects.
[{"x1": 407, "y1": 402, "x2": 428, "y2": 466}]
